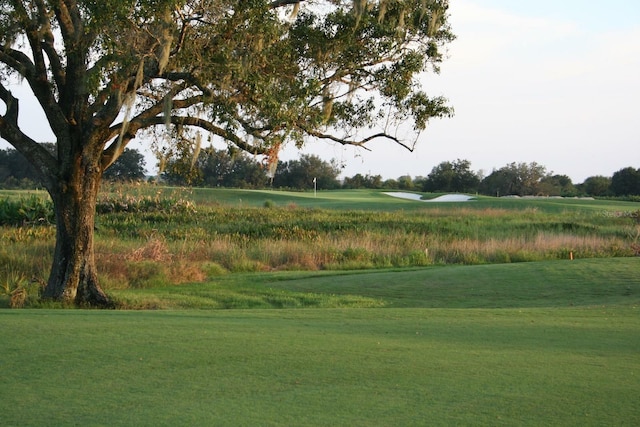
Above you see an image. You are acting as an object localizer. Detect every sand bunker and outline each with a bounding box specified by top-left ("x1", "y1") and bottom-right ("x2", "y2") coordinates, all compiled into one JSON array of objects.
[{"x1": 384, "y1": 192, "x2": 475, "y2": 202}]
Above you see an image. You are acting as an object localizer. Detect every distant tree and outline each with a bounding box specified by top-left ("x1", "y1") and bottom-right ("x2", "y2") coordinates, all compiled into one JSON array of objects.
[
  {"x1": 342, "y1": 173, "x2": 364, "y2": 189},
  {"x1": 200, "y1": 148, "x2": 267, "y2": 188},
  {"x1": 412, "y1": 175, "x2": 427, "y2": 190},
  {"x1": 581, "y1": 175, "x2": 611, "y2": 197},
  {"x1": 163, "y1": 146, "x2": 268, "y2": 188},
  {"x1": 197, "y1": 148, "x2": 235, "y2": 187},
  {"x1": 273, "y1": 154, "x2": 340, "y2": 190},
  {"x1": 160, "y1": 140, "x2": 204, "y2": 186},
  {"x1": 342, "y1": 173, "x2": 383, "y2": 189},
  {"x1": 538, "y1": 174, "x2": 576, "y2": 197},
  {"x1": 610, "y1": 167, "x2": 640, "y2": 196},
  {"x1": 479, "y1": 168, "x2": 510, "y2": 197},
  {"x1": 382, "y1": 178, "x2": 399, "y2": 189},
  {"x1": 423, "y1": 159, "x2": 479, "y2": 193},
  {"x1": 397, "y1": 175, "x2": 414, "y2": 190},
  {"x1": 0, "y1": 144, "x2": 55, "y2": 188},
  {"x1": 479, "y1": 162, "x2": 547, "y2": 196},
  {"x1": 103, "y1": 149, "x2": 146, "y2": 182},
  {"x1": 0, "y1": 147, "x2": 33, "y2": 186},
  {"x1": 218, "y1": 151, "x2": 267, "y2": 189}
]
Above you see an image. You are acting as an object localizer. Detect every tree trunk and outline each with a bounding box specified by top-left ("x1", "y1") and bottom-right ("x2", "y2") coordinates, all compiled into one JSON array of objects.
[{"x1": 41, "y1": 159, "x2": 113, "y2": 308}]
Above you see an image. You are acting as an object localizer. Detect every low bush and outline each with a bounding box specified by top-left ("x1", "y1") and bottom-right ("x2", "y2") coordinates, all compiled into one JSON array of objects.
[{"x1": 0, "y1": 195, "x2": 53, "y2": 226}]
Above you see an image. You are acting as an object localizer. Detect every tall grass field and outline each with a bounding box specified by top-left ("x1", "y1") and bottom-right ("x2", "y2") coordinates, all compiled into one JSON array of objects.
[
  {"x1": 1, "y1": 186, "x2": 638, "y2": 300},
  {"x1": 1, "y1": 186, "x2": 639, "y2": 425}
]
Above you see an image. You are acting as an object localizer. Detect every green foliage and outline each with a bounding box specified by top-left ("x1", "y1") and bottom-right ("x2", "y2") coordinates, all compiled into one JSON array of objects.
[
  {"x1": 273, "y1": 154, "x2": 341, "y2": 190},
  {"x1": 423, "y1": 158, "x2": 480, "y2": 193},
  {"x1": 611, "y1": 166, "x2": 640, "y2": 196},
  {"x1": 96, "y1": 189, "x2": 196, "y2": 215},
  {"x1": 479, "y1": 161, "x2": 548, "y2": 196},
  {"x1": 2, "y1": 0, "x2": 455, "y2": 304},
  {"x1": 0, "y1": 146, "x2": 41, "y2": 189},
  {"x1": 103, "y1": 148, "x2": 147, "y2": 182},
  {"x1": 342, "y1": 173, "x2": 384, "y2": 189},
  {"x1": 582, "y1": 175, "x2": 612, "y2": 197},
  {"x1": 0, "y1": 195, "x2": 53, "y2": 225}
]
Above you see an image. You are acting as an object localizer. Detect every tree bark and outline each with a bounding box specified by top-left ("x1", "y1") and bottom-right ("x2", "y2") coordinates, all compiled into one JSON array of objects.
[{"x1": 41, "y1": 154, "x2": 113, "y2": 308}]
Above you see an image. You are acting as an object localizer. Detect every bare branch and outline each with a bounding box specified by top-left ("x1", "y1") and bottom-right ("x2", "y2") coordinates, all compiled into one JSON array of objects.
[{"x1": 299, "y1": 125, "x2": 416, "y2": 152}]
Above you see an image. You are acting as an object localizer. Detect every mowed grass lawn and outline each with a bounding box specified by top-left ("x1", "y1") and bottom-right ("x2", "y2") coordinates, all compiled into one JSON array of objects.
[{"x1": 2, "y1": 258, "x2": 639, "y2": 426}]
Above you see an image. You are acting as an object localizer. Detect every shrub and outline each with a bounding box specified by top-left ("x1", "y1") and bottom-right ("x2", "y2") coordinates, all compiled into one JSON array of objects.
[
  {"x1": 96, "y1": 192, "x2": 196, "y2": 215},
  {"x1": 0, "y1": 195, "x2": 53, "y2": 226}
]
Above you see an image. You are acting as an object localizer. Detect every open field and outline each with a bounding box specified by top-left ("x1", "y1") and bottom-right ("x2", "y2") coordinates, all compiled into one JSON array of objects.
[{"x1": 1, "y1": 258, "x2": 639, "y2": 425}]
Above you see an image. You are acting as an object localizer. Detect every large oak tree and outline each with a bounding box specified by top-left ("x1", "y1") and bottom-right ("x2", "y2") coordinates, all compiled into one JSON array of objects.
[{"x1": 0, "y1": 0, "x2": 453, "y2": 306}]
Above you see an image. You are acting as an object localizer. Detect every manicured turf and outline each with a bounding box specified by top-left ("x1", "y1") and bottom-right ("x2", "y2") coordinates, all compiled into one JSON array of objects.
[
  {"x1": 2, "y1": 258, "x2": 639, "y2": 426},
  {"x1": 110, "y1": 258, "x2": 640, "y2": 310}
]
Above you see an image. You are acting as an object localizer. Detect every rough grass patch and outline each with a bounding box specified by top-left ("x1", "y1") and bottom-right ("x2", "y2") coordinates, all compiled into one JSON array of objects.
[{"x1": 127, "y1": 236, "x2": 171, "y2": 262}]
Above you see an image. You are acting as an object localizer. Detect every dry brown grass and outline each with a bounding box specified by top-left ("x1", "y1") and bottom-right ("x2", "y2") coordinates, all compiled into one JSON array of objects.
[
  {"x1": 126, "y1": 236, "x2": 172, "y2": 262},
  {"x1": 2, "y1": 199, "x2": 636, "y2": 293}
]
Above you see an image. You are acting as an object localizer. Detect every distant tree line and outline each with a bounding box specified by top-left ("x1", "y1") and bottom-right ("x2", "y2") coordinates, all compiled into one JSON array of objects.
[
  {"x1": 0, "y1": 145, "x2": 146, "y2": 188},
  {"x1": 1, "y1": 146, "x2": 639, "y2": 198}
]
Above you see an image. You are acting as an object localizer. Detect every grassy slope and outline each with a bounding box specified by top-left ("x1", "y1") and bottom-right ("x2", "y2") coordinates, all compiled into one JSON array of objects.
[
  {"x1": 2, "y1": 258, "x2": 640, "y2": 426},
  {"x1": 110, "y1": 258, "x2": 640, "y2": 310}
]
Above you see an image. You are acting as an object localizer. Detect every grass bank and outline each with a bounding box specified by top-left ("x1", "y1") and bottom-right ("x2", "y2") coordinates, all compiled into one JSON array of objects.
[{"x1": 107, "y1": 258, "x2": 640, "y2": 310}]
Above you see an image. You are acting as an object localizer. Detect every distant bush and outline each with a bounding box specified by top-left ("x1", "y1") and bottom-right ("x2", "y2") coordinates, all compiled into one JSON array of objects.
[
  {"x1": 96, "y1": 193, "x2": 196, "y2": 214},
  {"x1": 0, "y1": 196, "x2": 53, "y2": 226}
]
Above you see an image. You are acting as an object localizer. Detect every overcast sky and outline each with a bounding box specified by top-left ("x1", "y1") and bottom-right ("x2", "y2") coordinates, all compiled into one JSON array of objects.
[
  {"x1": 284, "y1": 0, "x2": 640, "y2": 183},
  {"x1": 2, "y1": 1, "x2": 639, "y2": 184}
]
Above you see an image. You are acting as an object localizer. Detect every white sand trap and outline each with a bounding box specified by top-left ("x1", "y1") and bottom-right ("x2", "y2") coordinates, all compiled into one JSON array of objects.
[{"x1": 384, "y1": 192, "x2": 475, "y2": 202}]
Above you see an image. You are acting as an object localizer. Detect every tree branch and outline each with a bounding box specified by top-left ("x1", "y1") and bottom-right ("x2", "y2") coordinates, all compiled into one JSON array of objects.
[
  {"x1": 0, "y1": 47, "x2": 67, "y2": 137},
  {"x1": 298, "y1": 125, "x2": 416, "y2": 152},
  {"x1": 0, "y1": 83, "x2": 19, "y2": 125},
  {"x1": 140, "y1": 116, "x2": 270, "y2": 155},
  {"x1": 34, "y1": 0, "x2": 66, "y2": 91},
  {"x1": 269, "y1": 0, "x2": 305, "y2": 9},
  {"x1": 0, "y1": 84, "x2": 58, "y2": 188}
]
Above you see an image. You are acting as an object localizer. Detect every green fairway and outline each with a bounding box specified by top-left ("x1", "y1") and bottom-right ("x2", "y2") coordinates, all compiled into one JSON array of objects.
[
  {"x1": 2, "y1": 258, "x2": 639, "y2": 426},
  {"x1": 2, "y1": 307, "x2": 639, "y2": 426}
]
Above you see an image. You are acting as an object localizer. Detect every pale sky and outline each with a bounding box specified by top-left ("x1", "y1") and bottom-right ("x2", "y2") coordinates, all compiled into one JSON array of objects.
[
  {"x1": 2, "y1": 1, "x2": 639, "y2": 184},
  {"x1": 285, "y1": 0, "x2": 640, "y2": 183}
]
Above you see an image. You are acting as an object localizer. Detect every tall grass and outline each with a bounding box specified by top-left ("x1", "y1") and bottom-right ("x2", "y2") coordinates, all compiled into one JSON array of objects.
[{"x1": 1, "y1": 186, "x2": 638, "y2": 298}]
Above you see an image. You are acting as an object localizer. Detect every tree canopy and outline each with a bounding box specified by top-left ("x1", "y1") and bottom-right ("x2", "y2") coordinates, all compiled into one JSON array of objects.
[
  {"x1": 102, "y1": 148, "x2": 146, "y2": 181},
  {"x1": 1, "y1": 0, "x2": 454, "y2": 177},
  {"x1": 0, "y1": 0, "x2": 454, "y2": 306},
  {"x1": 610, "y1": 167, "x2": 640, "y2": 197},
  {"x1": 423, "y1": 158, "x2": 479, "y2": 193}
]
